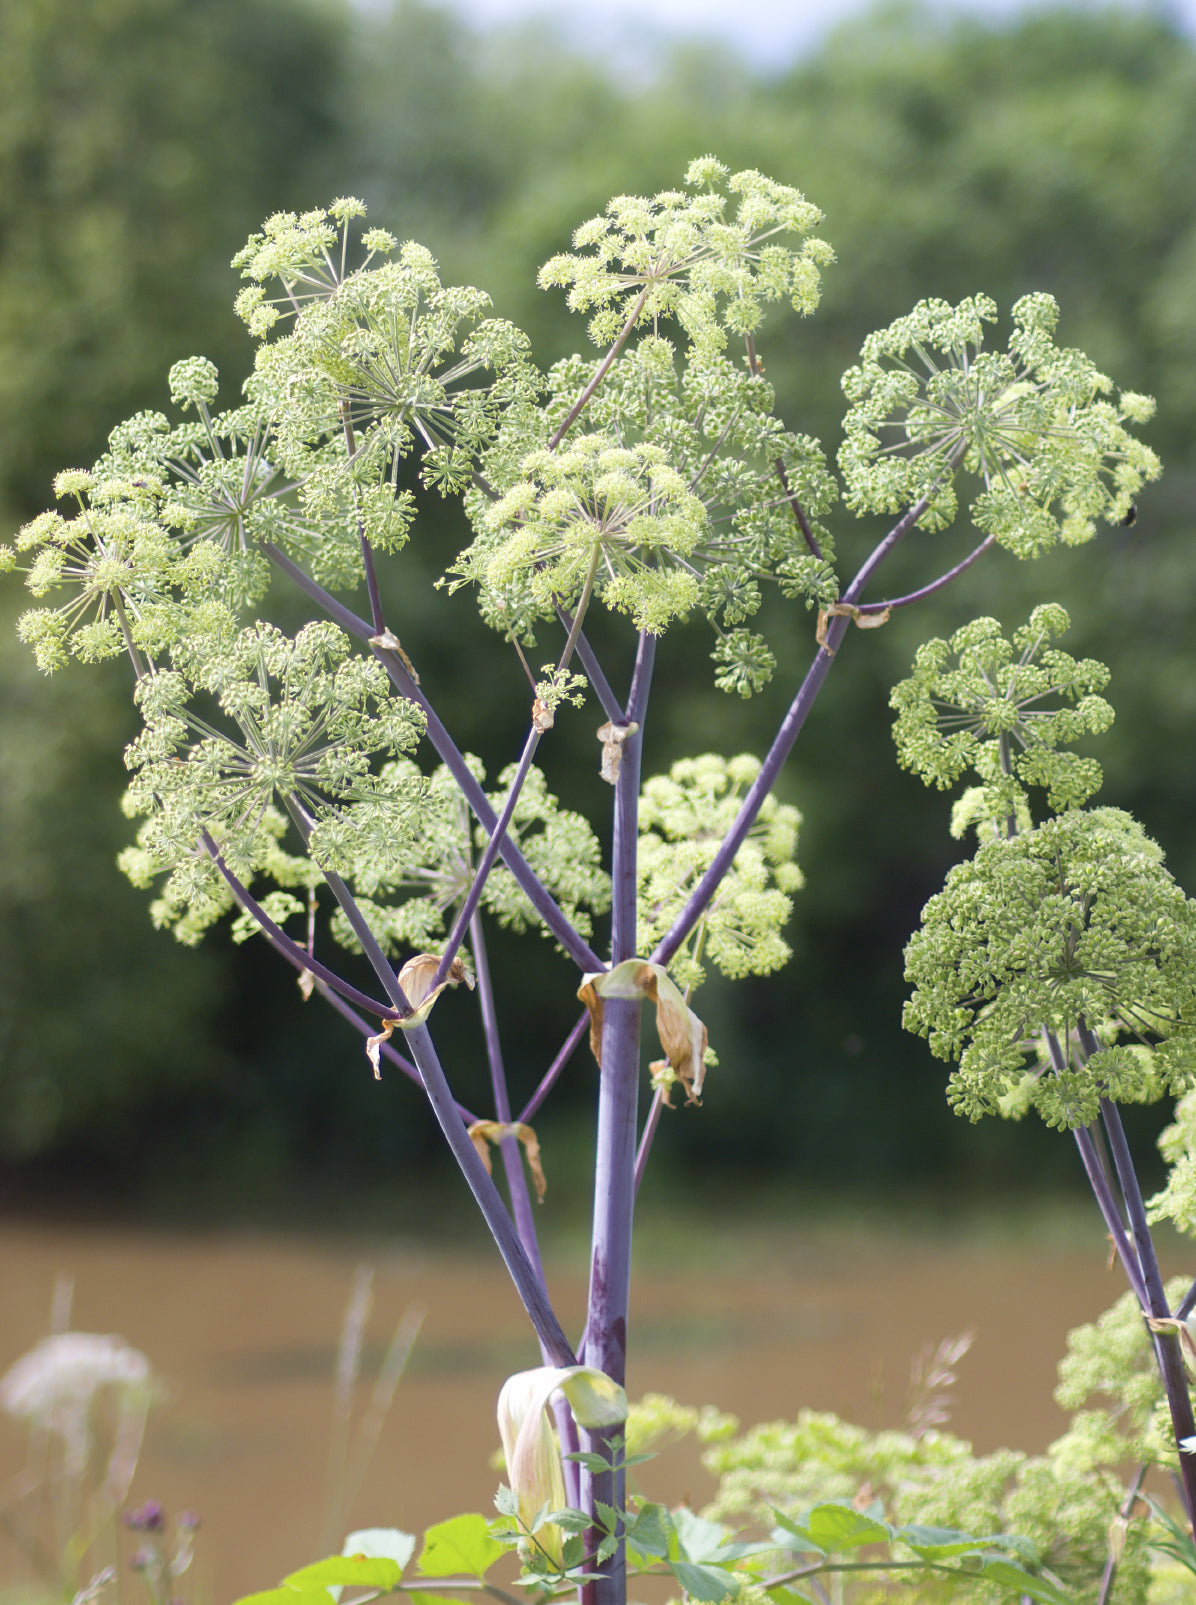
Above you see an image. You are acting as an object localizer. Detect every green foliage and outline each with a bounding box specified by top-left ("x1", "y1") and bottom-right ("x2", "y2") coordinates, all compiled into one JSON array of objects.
[
  {"x1": 637, "y1": 753, "x2": 802, "y2": 989},
  {"x1": 904, "y1": 808, "x2": 1196, "y2": 1127},
  {"x1": 890, "y1": 604, "x2": 1115, "y2": 823}
]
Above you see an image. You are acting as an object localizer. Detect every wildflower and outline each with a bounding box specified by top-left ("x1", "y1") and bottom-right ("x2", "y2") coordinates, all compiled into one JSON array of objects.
[{"x1": 0, "y1": 1333, "x2": 151, "y2": 1479}]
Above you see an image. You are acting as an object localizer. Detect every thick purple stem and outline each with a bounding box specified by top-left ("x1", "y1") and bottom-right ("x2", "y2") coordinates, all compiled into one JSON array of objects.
[{"x1": 582, "y1": 631, "x2": 655, "y2": 1605}]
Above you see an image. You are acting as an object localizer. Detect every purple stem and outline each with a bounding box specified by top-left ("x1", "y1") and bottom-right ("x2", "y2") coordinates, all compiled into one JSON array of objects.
[
  {"x1": 472, "y1": 910, "x2": 582, "y2": 1489},
  {"x1": 471, "y1": 910, "x2": 546, "y2": 1285},
  {"x1": 632, "y1": 1089, "x2": 665, "y2": 1197},
  {"x1": 312, "y1": 831, "x2": 573, "y2": 1364},
  {"x1": 434, "y1": 727, "x2": 544, "y2": 991},
  {"x1": 1042, "y1": 1030, "x2": 1149, "y2": 1306},
  {"x1": 261, "y1": 541, "x2": 602, "y2": 974},
  {"x1": 517, "y1": 1011, "x2": 591, "y2": 1125},
  {"x1": 311, "y1": 976, "x2": 478, "y2": 1120},
  {"x1": 556, "y1": 604, "x2": 624, "y2": 724},
  {"x1": 854, "y1": 533, "x2": 997, "y2": 614},
  {"x1": 582, "y1": 631, "x2": 655, "y2": 1605},
  {"x1": 1178, "y1": 1281, "x2": 1196, "y2": 1322},
  {"x1": 200, "y1": 830, "x2": 402, "y2": 1019},
  {"x1": 405, "y1": 1016, "x2": 576, "y2": 1367},
  {"x1": 650, "y1": 493, "x2": 935, "y2": 968},
  {"x1": 1096, "y1": 1091, "x2": 1196, "y2": 1529}
]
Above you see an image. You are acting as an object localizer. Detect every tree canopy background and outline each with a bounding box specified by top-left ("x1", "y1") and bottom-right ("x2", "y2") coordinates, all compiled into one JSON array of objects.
[{"x1": 1, "y1": 0, "x2": 1193, "y2": 1221}]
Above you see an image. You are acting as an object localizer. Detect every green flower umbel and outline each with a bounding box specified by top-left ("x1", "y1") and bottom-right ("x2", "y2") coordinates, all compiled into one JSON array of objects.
[
  {"x1": 904, "y1": 808, "x2": 1196, "y2": 1129},
  {"x1": 840, "y1": 293, "x2": 1160, "y2": 554}
]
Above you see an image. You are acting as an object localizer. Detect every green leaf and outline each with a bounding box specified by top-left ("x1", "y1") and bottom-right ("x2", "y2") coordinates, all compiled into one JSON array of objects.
[
  {"x1": 625, "y1": 1503, "x2": 672, "y2": 1562},
  {"x1": 562, "y1": 1451, "x2": 610, "y2": 1473},
  {"x1": 669, "y1": 1560, "x2": 741, "y2": 1602},
  {"x1": 283, "y1": 1559, "x2": 401, "y2": 1592},
  {"x1": 233, "y1": 1591, "x2": 332, "y2": 1605},
  {"x1": 975, "y1": 1560, "x2": 1070, "y2": 1604},
  {"x1": 802, "y1": 1503, "x2": 892, "y2": 1553},
  {"x1": 896, "y1": 1523, "x2": 1006, "y2": 1561},
  {"x1": 416, "y1": 1515, "x2": 505, "y2": 1579},
  {"x1": 492, "y1": 1486, "x2": 519, "y2": 1519}
]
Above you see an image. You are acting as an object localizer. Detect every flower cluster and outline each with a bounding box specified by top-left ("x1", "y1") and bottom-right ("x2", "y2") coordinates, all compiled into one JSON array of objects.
[
  {"x1": 0, "y1": 1332, "x2": 152, "y2": 1480},
  {"x1": 237, "y1": 201, "x2": 538, "y2": 506},
  {"x1": 317, "y1": 756, "x2": 610, "y2": 960},
  {"x1": 890, "y1": 603, "x2": 1115, "y2": 829},
  {"x1": 454, "y1": 336, "x2": 839, "y2": 692},
  {"x1": 840, "y1": 293, "x2": 1160, "y2": 554},
  {"x1": 120, "y1": 621, "x2": 426, "y2": 943},
  {"x1": 637, "y1": 753, "x2": 802, "y2": 990},
  {"x1": 904, "y1": 808, "x2": 1196, "y2": 1128},
  {"x1": 539, "y1": 157, "x2": 833, "y2": 354}
]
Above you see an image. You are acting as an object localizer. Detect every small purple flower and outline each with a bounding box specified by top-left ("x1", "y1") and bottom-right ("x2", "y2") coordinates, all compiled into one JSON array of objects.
[
  {"x1": 175, "y1": 1511, "x2": 200, "y2": 1532},
  {"x1": 129, "y1": 1546, "x2": 157, "y2": 1572},
  {"x1": 125, "y1": 1500, "x2": 165, "y2": 1532}
]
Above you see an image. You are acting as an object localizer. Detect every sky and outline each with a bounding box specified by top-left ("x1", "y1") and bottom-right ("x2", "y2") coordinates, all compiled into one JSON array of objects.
[{"x1": 431, "y1": 0, "x2": 1195, "y2": 71}]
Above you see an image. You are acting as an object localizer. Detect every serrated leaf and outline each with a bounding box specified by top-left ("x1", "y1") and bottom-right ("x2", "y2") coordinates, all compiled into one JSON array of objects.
[
  {"x1": 976, "y1": 1560, "x2": 1069, "y2": 1604},
  {"x1": 594, "y1": 1502, "x2": 621, "y2": 1534},
  {"x1": 416, "y1": 1515, "x2": 505, "y2": 1579},
  {"x1": 493, "y1": 1486, "x2": 519, "y2": 1519},
  {"x1": 544, "y1": 1509, "x2": 591, "y2": 1535},
  {"x1": 283, "y1": 1558, "x2": 401, "y2": 1592},
  {"x1": 803, "y1": 1503, "x2": 891, "y2": 1552},
  {"x1": 625, "y1": 1504, "x2": 672, "y2": 1562},
  {"x1": 669, "y1": 1560, "x2": 740, "y2": 1602},
  {"x1": 563, "y1": 1451, "x2": 611, "y2": 1472}
]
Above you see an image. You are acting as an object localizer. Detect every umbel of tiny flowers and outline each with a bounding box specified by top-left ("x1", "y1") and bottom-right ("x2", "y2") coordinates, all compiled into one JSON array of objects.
[
  {"x1": 0, "y1": 1332, "x2": 152, "y2": 1486},
  {"x1": 539, "y1": 156, "x2": 833, "y2": 354},
  {"x1": 4, "y1": 469, "x2": 224, "y2": 674},
  {"x1": 235, "y1": 199, "x2": 538, "y2": 506},
  {"x1": 636, "y1": 753, "x2": 802, "y2": 992},
  {"x1": 839, "y1": 292, "x2": 1161, "y2": 554},
  {"x1": 904, "y1": 807, "x2": 1196, "y2": 1130},
  {"x1": 311, "y1": 755, "x2": 610, "y2": 961},
  {"x1": 890, "y1": 602, "x2": 1115, "y2": 827},
  {"x1": 454, "y1": 336, "x2": 840, "y2": 694},
  {"x1": 119, "y1": 620, "x2": 426, "y2": 942}
]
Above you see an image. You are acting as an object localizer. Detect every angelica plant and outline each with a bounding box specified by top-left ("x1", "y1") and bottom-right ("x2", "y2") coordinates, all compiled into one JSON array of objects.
[
  {"x1": 1, "y1": 157, "x2": 1165, "y2": 1603},
  {"x1": 899, "y1": 606, "x2": 1196, "y2": 1564}
]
